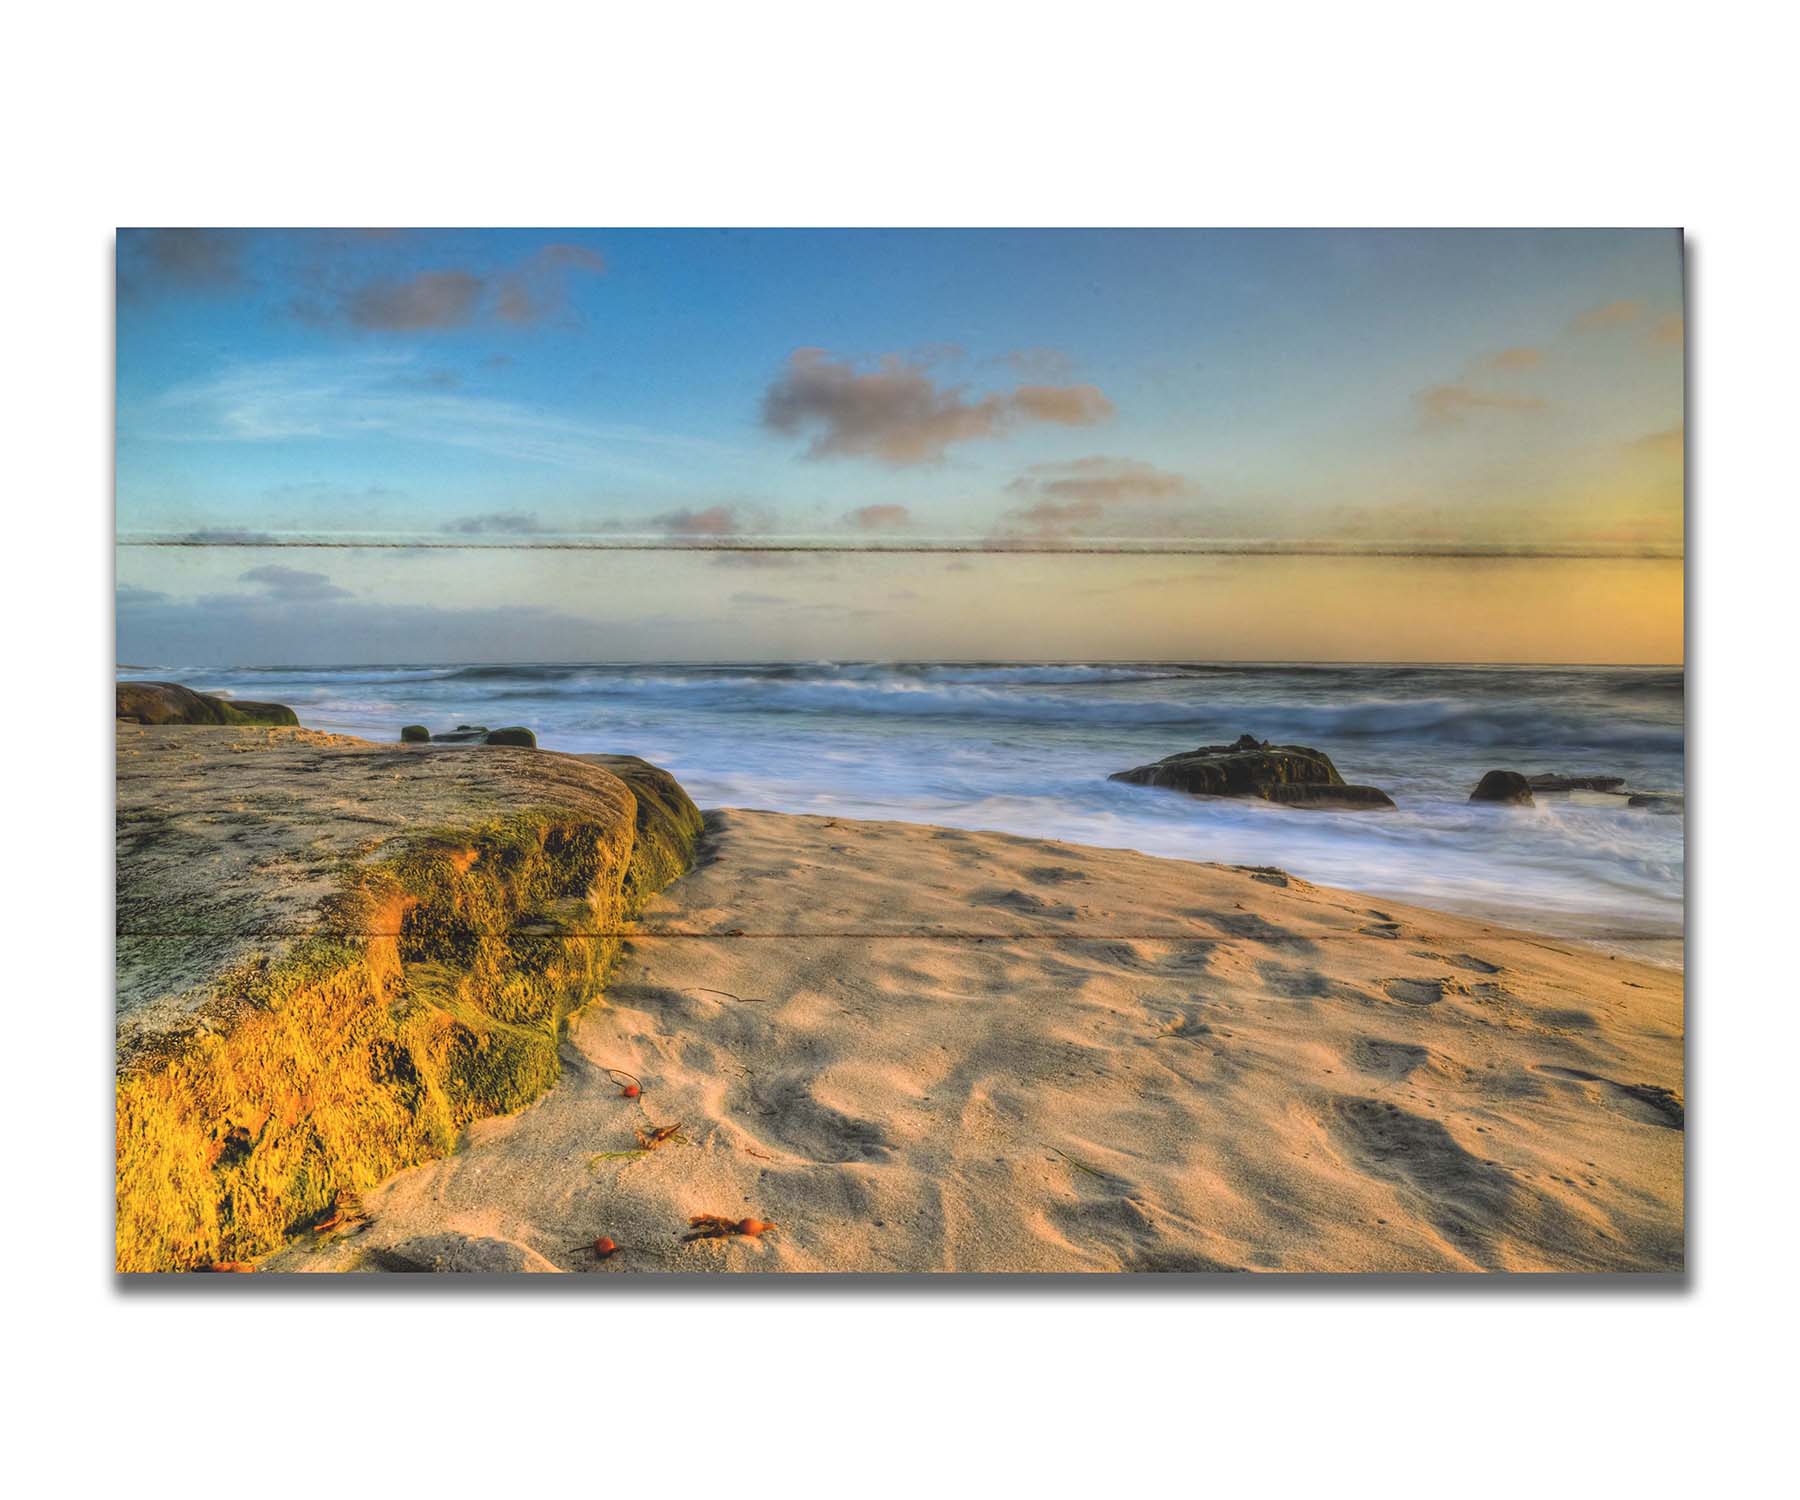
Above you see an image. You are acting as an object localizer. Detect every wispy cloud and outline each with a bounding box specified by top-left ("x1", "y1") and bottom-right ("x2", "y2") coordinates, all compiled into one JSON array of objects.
[
  {"x1": 139, "y1": 355, "x2": 742, "y2": 474},
  {"x1": 760, "y1": 349, "x2": 1113, "y2": 465},
  {"x1": 443, "y1": 511, "x2": 543, "y2": 535}
]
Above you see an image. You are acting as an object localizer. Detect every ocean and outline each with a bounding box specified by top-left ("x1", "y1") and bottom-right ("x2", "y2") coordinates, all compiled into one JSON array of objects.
[{"x1": 119, "y1": 661, "x2": 1686, "y2": 958}]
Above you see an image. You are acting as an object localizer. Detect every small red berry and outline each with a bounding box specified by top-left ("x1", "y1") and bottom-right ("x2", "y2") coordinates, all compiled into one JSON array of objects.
[
  {"x1": 736, "y1": 1218, "x2": 775, "y2": 1237},
  {"x1": 593, "y1": 1236, "x2": 619, "y2": 1258},
  {"x1": 621, "y1": 1084, "x2": 640, "y2": 1098}
]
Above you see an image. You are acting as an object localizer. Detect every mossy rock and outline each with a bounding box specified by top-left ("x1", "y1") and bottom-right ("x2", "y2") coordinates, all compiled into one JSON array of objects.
[
  {"x1": 117, "y1": 680, "x2": 299, "y2": 727},
  {"x1": 114, "y1": 726, "x2": 703, "y2": 1271},
  {"x1": 484, "y1": 727, "x2": 537, "y2": 748},
  {"x1": 400, "y1": 725, "x2": 430, "y2": 743}
]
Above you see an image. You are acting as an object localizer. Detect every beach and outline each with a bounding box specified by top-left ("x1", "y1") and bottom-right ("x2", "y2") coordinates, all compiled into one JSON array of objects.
[{"x1": 271, "y1": 804, "x2": 1684, "y2": 1274}]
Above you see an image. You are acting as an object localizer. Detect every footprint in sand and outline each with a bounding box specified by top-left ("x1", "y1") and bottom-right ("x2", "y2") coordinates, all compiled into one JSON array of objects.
[
  {"x1": 1346, "y1": 1037, "x2": 1431, "y2": 1080},
  {"x1": 754, "y1": 1080, "x2": 897, "y2": 1163},
  {"x1": 1412, "y1": 950, "x2": 1504, "y2": 974},
  {"x1": 1383, "y1": 976, "x2": 1450, "y2": 1006},
  {"x1": 1532, "y1": 1066, "x2": 1685, "y2": 1128}
]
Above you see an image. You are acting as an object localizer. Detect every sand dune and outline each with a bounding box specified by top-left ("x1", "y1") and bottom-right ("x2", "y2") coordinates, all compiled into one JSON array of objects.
[{"x1": 274, "y1": 809, "x2": 1683, "y2": 1274}]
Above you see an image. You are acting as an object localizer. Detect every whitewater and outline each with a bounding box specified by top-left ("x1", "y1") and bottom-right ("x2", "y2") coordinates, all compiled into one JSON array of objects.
[{"x1": 119, "y1": 661, "x2": 1685, "y2": 958}]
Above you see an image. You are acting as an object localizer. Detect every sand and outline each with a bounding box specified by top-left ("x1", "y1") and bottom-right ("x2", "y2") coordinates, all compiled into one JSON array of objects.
[{"x1": 271, "y1": 808, "x2": 1684, "y2": 1274}]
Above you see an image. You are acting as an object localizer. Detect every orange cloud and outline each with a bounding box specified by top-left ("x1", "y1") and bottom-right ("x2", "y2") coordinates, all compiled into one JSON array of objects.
[
  {"x1": 1415, "y1": 383, "x2": 1548, "y2": 427},
  {"x1": 846, "y1": 504, "x2": 912, "y2": 530},
  {"x1": 1484, "y1": 346, "x2": 1544, "y2": 370},
  {"x1": 1572, "y1": 299, "x2": 1644, "y2": 332}
]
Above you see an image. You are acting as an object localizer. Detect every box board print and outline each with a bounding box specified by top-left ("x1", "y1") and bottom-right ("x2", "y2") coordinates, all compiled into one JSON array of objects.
[{"x1": 115, "y1": 229, "x2": 1684, "y2": 1274}]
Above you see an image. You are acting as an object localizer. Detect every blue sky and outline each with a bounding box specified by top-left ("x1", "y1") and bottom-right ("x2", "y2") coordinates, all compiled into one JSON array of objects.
[{"x1": 115, "y1": 228, "x2": 1684, "y2": 662}]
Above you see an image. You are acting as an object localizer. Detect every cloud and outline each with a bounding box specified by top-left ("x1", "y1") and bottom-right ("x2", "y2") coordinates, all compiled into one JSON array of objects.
[
  {"x1": 239, "y1": 564, "x2": 353, "y2": 601},
  {"x1": 116, "y1": 583, "x2": 169, "y2": 607},
  {"x1": 1414, "y1": 383, "x2": 1547, "y2": 428},
  {"x1": 1571, "y1": 299, "x2": 1644, "y2": 332},
  {"x1": 654, "y1": 505, "x2": 741, "y2": 537},
  {"x1": 141, "y1": 354, "x2": 741, "y2": 474},
  {"x1": 496, "y1": 244, "x2": 608, "y2": 325},
  {"x1": 299, "y1": 242, "x2": 606, "y2": 333},
  {"x1": 443, "y1": 511, "x2": 543, "y2": 535},
  {"x1": 1631, "y1": 425, "x2": 1685, "y2": 457},
  {"x1": 729, "y1": 591, "x2": 789, "y2": 607},
  {"x1": 121, "y1": 229, "x2": 243, "y2": 297},
  {"x1": 1651, "y1": 314, "x2": 1684, "y2": 347},
  {"x1": 116, "y1": 588, "x2": 622, "y2": 667},
  {"x1": 845, "y1": 503, "x2": 912, "y2": 530},
  {"x1": 760, "y1": 349, "x2": 1113, "y2": 465},
  {"x1": 1006, "y1": 456, "x2": 1190, "y2": 506},
  {"x1": 348, "y1": 270, "x2": 486, "y2": 331},
  {"x1": 1010, "y1": 497, "x2": 1105, "y2": 530},
  {"x1": 1483, "y1": 347, "x2": 1544, "y2": 370},
  {"x1": 1008, "y1": 385, "x2": 1115, "y2": 425}
]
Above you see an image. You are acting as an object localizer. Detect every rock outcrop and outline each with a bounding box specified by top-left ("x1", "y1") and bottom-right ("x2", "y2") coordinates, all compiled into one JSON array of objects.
[
  {"x1": 399, "y1": 724, "x2": 430, "y2": 743},
  {"x1": 115, "y1": 724, "x2": 701, "y2": 1272},
  {"x1": 1470, "y1": 770, "x2": 1535, "y2": 805},
  {"x1": 1527, "y1": 774, "x2": 1626, "y2": 793},
  {"x1": 117, "y1": 680, "x2": 299, "y2": 727},
  {"x1": 1109, "y1": 734, "x2": 1395, "y2": 810},
  {"x1": 484, "y1": 726, "x2": 537, "y2": 748}
]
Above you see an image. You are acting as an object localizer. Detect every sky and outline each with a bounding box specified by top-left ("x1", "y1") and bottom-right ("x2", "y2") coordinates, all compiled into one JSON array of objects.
[{"x1": 115, "y1": 228, "x2": 1684, "y2": 664}]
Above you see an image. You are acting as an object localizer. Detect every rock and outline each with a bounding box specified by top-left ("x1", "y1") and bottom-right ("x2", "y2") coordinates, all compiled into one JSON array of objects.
[
  {"x1": 114, "y1": 724, "x2": 703, "y2": 1271},
  {"x1": 484, "y1": 726, "x2": 537, "y2": 748},
  {"x1": 430, "y1": 725, "x2": 489, "y2": 742},
  {"x1": 1527, "y1": 774, "x2": 1626, "y2": 792},
  {"x1": 1470, "y1": 770, "x2": 1535, "y2": 805},
  {"x1": 116, "y1": 680, "x2": 298, "y2": 727},
  {"x1": 1628, "y1": 792, "x2": 1684, "y2": 814},
  {"x1": 1266, "y1": 782, "x2": 1397, "y2": 810},
  {"x1": 1109, "y1": 733, "x2": 1393, "y2": 811},
  {"x1": 399, "y1": 724, "x2": 430, "y2": 743}
]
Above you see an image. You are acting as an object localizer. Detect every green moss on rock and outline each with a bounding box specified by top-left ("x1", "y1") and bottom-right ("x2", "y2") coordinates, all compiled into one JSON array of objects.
[
  {"x1": 400, "y1": 725, "x2": 430, "y2": 743},
  {"x1": 484, "y1": 727, "x2": 537, "y2": 748},
  {"x1": 117, "y1": 680, "x2": 299, "y2": 727},
  {"x1": 115, "y1": 752, "x2": 702, "y2": 1272}
]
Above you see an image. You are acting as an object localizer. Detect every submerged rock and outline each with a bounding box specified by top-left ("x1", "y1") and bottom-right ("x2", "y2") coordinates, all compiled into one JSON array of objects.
[
  {"x1": 116, "y1": 680, "x2": 299, "y2": 727},
  {"x1": 1109, "y1": 733, "x2": 1395, "y2": 811},
  {"x1": 1628, "y1": 792, "x2": 1685, "y2": 814},
  {"x1": 399, "y1": 724, "x2": 430, "y2": 743},
  {"x1": 484, "y1": 726, "x2": 537, "y2": 748},
  {"x1": 430, "y1": 724, "x2": 489, "y2": 743},
  {"x1": 1470, "y1": 770, "x2": 1535, "y2": 805},
  {"x1": 1528, "y1": 773, "x2": 1627, "y2": 792}
]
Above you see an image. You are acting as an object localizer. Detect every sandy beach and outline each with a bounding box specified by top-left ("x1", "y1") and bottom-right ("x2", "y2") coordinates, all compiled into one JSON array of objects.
[{"x1": 273, "y1": 806, "x2": 1684, "y2": 1274}]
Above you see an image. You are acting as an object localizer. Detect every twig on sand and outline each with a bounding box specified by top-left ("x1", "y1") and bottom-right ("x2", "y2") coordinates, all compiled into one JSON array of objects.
[
  {"x1": 691, "y1": 987, "x2": 769, "y2": 1004},
  {"x1": 606, "y1": 1067, "x2": 644, "y2": 1098},
  {"x1": 1047, "y1": 1146, "x2": 1108, "y2": 1180}
]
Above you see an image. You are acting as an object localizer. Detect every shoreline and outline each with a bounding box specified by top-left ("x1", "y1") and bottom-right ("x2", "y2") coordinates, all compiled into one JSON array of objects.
[{"x1": 273, "y1": 804, "x2": 1685, "y2": 1274}]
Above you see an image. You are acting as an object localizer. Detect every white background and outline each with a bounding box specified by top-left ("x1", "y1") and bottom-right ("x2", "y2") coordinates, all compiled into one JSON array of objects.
[{"x1": 4, "y1": 2, "x2": 1794, "y2": 1493}]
